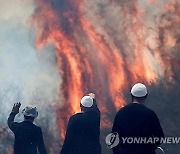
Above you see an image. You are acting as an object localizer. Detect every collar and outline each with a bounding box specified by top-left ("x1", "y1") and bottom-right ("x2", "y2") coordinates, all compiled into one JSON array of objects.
[{"x1": 132, "y1": 101, "x2": 141, "y2": 104}]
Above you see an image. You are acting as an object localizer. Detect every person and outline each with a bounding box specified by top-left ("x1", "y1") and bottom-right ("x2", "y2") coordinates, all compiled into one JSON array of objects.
[
  {"x1": 7, "y1": 102, "x2": 47, "y2": 154},
  {"x1": 60, "y1": 93, "x2": 101, "y2": 154},
  {"x1": 112, "y1": 83, "x2": 164, "y2": 154}
]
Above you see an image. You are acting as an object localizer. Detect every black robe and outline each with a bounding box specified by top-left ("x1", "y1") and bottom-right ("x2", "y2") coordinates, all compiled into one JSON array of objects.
[
  {"x1": 8, "y1": 112, "x2": 47, "y2": 154},
  {"x1": 112, "y1": 103, "x2": 164, "y2": 154},
  {"x1": 60, "y1": 100, "x2": 101, "y2": 154}
]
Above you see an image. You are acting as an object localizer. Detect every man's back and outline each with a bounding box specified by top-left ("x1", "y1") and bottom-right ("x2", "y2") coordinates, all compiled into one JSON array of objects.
[
  {"x1": 60, "y1": 109, "x2": 101, "y2": 154},
  {"x1": 112, "y1": 103, "x2": 164, "y2": 154},
  {"x1": 8, "y1": 112, "x2": 47, "y2": 154},
  {"x1": 13, "y1": 122, "x2": 41, "y2": 154},
  {"x1": 72, "y1": 110, "x2": 100, "y2": 146}
]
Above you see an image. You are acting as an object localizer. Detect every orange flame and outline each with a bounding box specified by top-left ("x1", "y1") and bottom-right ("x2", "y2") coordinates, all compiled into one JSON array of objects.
[{"x1": 32, "y1": 0, "x2": 179, "y2": 145}]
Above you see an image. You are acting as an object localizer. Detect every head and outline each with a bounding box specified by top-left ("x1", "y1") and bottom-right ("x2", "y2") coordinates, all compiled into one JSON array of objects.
[
  {"x1": 131, "y1": 83, "x2": 148, "y2": 104},
  {"x1": 22, "y1": 106, "x2": 38, "y2": 122},
  {"x1": 80, "y1": 96, "x2": 94, "y2": 112}
]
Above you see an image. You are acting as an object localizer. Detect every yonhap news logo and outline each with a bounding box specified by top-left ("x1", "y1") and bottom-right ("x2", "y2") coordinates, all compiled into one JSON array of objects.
[
  {"x1": 120, "y1": 137, "x2": 180, "y2": 144},
  {"x1": 105, "y1": 133, "x2": 180, "y2": 146},
  {"x1": 105, "y1": 132, "x2": 120, "y2": 149}
]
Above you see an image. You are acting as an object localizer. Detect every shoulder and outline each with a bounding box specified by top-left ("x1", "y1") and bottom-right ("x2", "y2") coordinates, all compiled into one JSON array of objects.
[
  {"x1": 116, "y1": 104, "x2": 131, "y2": 113},
  {"x1": 116, "y1": 103, "x2": 155, "y2": 115},
  {"x1": 69, "y1": 113, "x2": 86, "y2": 124},
  {"x1": 148, "y1": 109, "x2": 159, "y2": 120},
  {"x1": 36, "y1": 125, "x2": 42, "y2": 130},
  {"x1": 138, "y1": 105, "x2": 159, "y2": 121},
  {"x1": 66, "y1": 113, "x2": 83, "y2": 127},
  {"x1": 142, "y1": 105, "x2": 157, "y2": 116},
  {"x1": 32, "y1": 124, "x2": 42, "y2": 132},
  {"x1": 71, "y1": 113, "x2": 83, "y2": 120}
]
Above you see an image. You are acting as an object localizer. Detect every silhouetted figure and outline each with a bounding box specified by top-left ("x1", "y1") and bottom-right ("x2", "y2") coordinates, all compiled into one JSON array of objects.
[
  {"x1": 8, "y1": 103, "x2": 47, "y2": 154},
  {"x1": 60, "y1": 93, "x2": 101, "y2": 154},
  {"x1": 112, "y1": 83, "x2": 164, "y2": 154}
]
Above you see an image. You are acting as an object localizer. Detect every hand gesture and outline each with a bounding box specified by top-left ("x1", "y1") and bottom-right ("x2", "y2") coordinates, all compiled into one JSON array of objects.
[
  {"x1": 12, "y1": 102, "x2": 21, "y2": 114},
  {"x1": 88, "y1": 93, "x2": 95, "y2": 99}
]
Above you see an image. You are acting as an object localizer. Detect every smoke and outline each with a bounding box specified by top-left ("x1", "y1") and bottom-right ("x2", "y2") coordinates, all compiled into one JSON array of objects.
[
  {"x1": 83, "y1": 0, "x2": 179, "y2": 77},
  {"x1": 31, "y1": 0, "x2": 180, "y2": 153},
  {"x1": 0, "y1": 0, "x2": 179, "y2": 153},
  {"x1": 0, "y1": 0, "x2": 60, "y2": 153}
]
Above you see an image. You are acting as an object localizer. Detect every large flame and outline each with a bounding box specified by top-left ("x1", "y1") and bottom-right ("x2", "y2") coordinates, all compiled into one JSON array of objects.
[{"x1": 31, "y1": 0, "x2": 179, "y2": 146}]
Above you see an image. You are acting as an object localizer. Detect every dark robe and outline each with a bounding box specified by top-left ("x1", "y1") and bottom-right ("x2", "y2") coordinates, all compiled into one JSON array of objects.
[
  {"x1": 8, "y1": 112, "x2": 47, "y2": 154},
  {"x1": 112, "y1": 103, "x2": 164, "y2": 154},
  {"x1": 60, "y1": 99, "x2": 101, "y2": 154}
]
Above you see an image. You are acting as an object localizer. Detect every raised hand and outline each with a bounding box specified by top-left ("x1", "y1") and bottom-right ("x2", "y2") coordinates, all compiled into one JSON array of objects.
[
  {"x1": 88, "y1": 93, "x2": 95, "y2": 99},
  {"x1": 12, "y1": 102, "x2": 21, "y2": 114}
]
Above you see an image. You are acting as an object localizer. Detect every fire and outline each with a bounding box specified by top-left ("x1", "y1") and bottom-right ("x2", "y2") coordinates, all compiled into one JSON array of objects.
[{"x1": 31, "y1": 0, "x2": 179, "y2": 146}]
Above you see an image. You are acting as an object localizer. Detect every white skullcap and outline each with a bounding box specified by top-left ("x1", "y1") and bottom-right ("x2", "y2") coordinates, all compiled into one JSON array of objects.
[
  {"x1": 22, "y1": 106, "x2": 38, "y2": 118},
  {"x1": 131, "y1": 83, "x2": 147, "y2": 97},
  {"x1": 80, "y1": 96, "x2": 93, "y2": 107}
]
